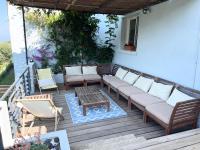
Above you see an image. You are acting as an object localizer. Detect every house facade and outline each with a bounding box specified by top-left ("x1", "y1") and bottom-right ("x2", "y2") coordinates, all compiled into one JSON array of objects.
[
  {"x1": 113, "y1": 0, "x2": 200, "y2": 90},
  {"x1": 8, "y1": 0, "x2": 200, "y2": 90}
]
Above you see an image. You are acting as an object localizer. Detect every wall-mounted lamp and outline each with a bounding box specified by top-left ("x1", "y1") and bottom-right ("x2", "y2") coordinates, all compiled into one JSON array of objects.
[{"x1": 143, "y1": 7, "x2": 151, "y2": 14}]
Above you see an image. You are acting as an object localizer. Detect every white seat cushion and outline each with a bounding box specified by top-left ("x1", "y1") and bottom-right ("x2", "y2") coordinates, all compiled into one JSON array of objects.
[
  {"x1": 82, "y1": 66, "x2": 97, "y2": 75},
  {"x1": 83, "y1": 74, "x2": 101, "y2": 81},
  {"x1": 133, "y1": 76, "x2": 154, "y2": 92},
  {"x1": 146, "y1": 102, "x2": 174, "y2": 124},
  {"x1": 65, "y1": 66, "x2": 82, "y2": 76},
  {"x1": 115, "y1": 68, "x2": 128, "y2": 80},
  {"x1": 130, "y1": 93, "x2": 163, "y2": 108},
  {"x1": 66, "y1": 75, "x2": 84, "y2": 82},
  {"x1": 103, "y1": 75, "x2": 118, "y2": 84},
  {"x1": 123, "y1": 72, "x2": 139, "y2": 85},
  {"x1": 148, "y1": 82, "x2": 173, "y2": 101},
  {"x1": 166, "y1": 88, "x2": 195, "y2": 107},
  {"x1": 109, "y1": 79, "x2": 129, "y2": 89},
  {"x1": 118, "y1": 86, "x2": 144, "y2": 97}
]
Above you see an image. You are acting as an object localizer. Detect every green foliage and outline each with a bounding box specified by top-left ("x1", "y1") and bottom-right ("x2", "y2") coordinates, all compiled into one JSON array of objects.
[
  {"x1": 0, "y1": 42, "x2": 14, "y2": 85},
  {"x1": 0, "y1": 42, "x2": 12, "y2": 64},
  {"x1": 0, "y1": 63, "x2": 14, "y2": 85},
  {"x1": 96, "y1": 14, "x2": 118, "y2": 64},
  {"x1": 96, "y1": 46, "x2": 114, "y2": 64},
  {"x1": 25, "y1": 9, "x2": 119, "y2": 66},
  {"x1": 30, "y1": 143, "x2": 49, "y2": 150},
  {"x1": 47, "y1": 11, "x2": 100, "y2": 66},
  {"x1": 105, "y1": 14, "x2": 119, "y2": 48},
  {"x1": 25, "y1": 8, "x2": 60, "y2": 28}
]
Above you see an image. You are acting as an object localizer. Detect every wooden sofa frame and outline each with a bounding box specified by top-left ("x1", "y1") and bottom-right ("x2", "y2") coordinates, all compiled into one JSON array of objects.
[
  {"x1": 103, "y1": 64, "x2": 200, "y2": 134},
  {"x1": 128, "y1": 78, "x2": 175, "y2": 111},
  {"x1": 63, "y1": 65, "x2": 84, "y2": 88},
  {"x1": 144, "y1": 99, "x2": 200, "y2": 134},
  {"x1": 63, "y1": 64, "x2": 111, "y2": 89}
]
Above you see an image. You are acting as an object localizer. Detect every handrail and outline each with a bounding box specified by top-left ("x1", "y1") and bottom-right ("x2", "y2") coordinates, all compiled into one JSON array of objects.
[{"x1": 0, "y1": 67, "x2": 31, "y2": 101}]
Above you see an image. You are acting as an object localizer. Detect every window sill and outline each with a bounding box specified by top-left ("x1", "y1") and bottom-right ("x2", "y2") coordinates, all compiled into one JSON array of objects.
[{"x1": 115, "y1": 49, "x2": 137, "y2": 55}]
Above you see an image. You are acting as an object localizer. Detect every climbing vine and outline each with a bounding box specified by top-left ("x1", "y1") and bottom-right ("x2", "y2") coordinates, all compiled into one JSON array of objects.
[
  {"x1": 25, "y1": 8, "x2": 119, "y2": 67},
  {"x1": 96, "y1": 14, "x2": 119, "y2": 64},
  {"x1": 47, "y1": 11, "x2": 99, "y2": 66}
]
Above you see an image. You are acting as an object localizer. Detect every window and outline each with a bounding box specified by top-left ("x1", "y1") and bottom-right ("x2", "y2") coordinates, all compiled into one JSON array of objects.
[{"x1": 121, "y1": 16, "x2": 139, "y2": 52}]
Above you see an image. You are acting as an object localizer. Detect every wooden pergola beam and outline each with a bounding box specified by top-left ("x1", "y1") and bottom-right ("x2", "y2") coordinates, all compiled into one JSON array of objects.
[
  {"x1": 65, "y1": 0, "x2": 78, "y2": 10},
  {"x1": 7, "y1": 0, "x2": 168, "y2": 15}
]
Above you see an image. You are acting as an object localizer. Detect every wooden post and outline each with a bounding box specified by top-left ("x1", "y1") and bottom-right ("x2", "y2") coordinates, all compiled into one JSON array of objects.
[{"x1": 22, "y1": 6, "x2": 28, "y2": 65}]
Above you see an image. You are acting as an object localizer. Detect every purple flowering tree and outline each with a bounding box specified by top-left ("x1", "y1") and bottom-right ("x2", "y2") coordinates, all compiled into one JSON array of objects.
[{"x1": 30, "y1": 44, "x2": 55, "y2": 68}]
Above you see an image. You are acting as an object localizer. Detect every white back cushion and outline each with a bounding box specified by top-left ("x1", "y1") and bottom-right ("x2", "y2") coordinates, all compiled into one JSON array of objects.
[
  {"x1": 148, "y1": 82, "x2": 173, "y2": 101},
  {"x1": 123, "y1": 72, "x2": 139, "y2": 85},
  {"x1": 167, "y1": 88, "x2": 194, "y2": 107},
  {"x1": 65, "y1": 66, "x2": 82, "y2": 76},
  {"x1": 82, "y1": 66, "x2": 97, "y2": 75},
  {"x1": 115, "y1": 68, "x2": 128, "y2": 79},
  {"x1": 133, "y1": 76, "x2": 154, "y2": 92}
]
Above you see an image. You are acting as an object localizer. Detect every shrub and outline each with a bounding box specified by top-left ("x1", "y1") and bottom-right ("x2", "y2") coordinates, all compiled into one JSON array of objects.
[
  {"x1": 0, "y1": 42, "x2": 12, "y2": 64},
  {"x1": 25, "y1": 9, "x2": 119, "y2": 66}
]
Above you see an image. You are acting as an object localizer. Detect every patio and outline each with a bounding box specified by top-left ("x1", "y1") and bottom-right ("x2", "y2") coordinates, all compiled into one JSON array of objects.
[
  {"x1": 35, "y1": 85, "x2": 165, "y2": 148},
  {"x1": 1, "y1": 0, "x2": 200, "y2": 149}
]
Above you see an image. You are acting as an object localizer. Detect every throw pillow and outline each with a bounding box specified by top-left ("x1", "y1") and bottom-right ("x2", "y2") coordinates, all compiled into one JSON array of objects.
[
  {"x1": 82, "y1": 66, "x2": 97, "y2": 75},
  {"x1": 166, "y1": 88, "x2": 194, "y2": 107},
  {"x1": 133, "y1": 76, "x2": 154, "y2": 92},
  {"x1": 123, "y1": 72, "x2": 139, "y2": 85},
  {"x1": 148, "y1": 82, "x2": 173, "y2": 101},
  {"x1": 65, "y1": 66, "x2": 82, "y2": 76},
  {"x1": 115, "y1": 68, "x2": 128, "y2": 80}
]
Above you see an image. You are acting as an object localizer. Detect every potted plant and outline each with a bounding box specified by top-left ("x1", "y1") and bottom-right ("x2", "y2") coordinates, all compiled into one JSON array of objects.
[
  {"x1": 13, "y1": 133, "x2": 61, "y2": 150},
  {"x1": 124, "y1": 42, "x2": 136, "y2": 51}
]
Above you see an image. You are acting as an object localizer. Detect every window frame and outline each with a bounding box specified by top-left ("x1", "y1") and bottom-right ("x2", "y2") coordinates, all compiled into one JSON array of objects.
[{"x1": 125, "y1": 16, "x2": 139, "y2": 47}]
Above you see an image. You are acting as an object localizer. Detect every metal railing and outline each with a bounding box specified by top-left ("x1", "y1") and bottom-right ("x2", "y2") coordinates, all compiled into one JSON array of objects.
[{"x1": 0, "y1": 66, "x2": 31, "y2": 102}]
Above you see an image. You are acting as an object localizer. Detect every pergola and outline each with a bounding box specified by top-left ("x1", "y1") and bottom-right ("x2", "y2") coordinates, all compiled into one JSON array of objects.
[
  {"x1": 7, "y1": 0, "x2": 167, "y2": 64},
  {"x1": 8, "y1": 0, "x2": 167, "y2": 15}
]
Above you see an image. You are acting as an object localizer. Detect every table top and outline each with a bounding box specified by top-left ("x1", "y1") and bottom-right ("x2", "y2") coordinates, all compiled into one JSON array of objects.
[
  {"x1": 75, "y1": 86, "x2": 109, "y2": 105},
  {"x1": 75, "y1": 86, "x2": 100, "y2": 96}
]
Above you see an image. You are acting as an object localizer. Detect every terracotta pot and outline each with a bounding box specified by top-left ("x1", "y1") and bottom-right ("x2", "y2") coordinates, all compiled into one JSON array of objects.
[{"x1": 124, "y1": 45, "x2": 136, "y2": 51}]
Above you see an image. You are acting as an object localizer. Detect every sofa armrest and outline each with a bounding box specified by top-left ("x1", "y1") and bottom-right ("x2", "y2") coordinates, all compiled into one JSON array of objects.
[
  {"x1": 97, "y1": 64, "x2": 112, "y2": 76},
  {"x1": 169, "y1": 99, "x2": 200, "y2": 129}
]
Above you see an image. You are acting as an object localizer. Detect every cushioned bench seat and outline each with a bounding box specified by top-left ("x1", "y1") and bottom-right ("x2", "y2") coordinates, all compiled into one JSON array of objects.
[
  {"x1": 64, "y1": 65, "x2": 102, "y2": 87},
  {"x1": 146, "y1": 102, "x2": 174, "y2": 124},
  {"x1": 103, "y1": 64, "x2": 200, "y2": 135},
  {"x1": 118, "y1": 85, "x2": 144, "y2": 98},
  {"x1": 103, "y1": 75, "x2": 118, "y2": 84},
  {"x1": 109, "y1": 79, "x2": 129, "y2": 89},
  {"x1": 83, "y1": 74, "x2": 101, "y2": 81},
  {"x1": 130, "y1": 93, "x2": 164, "y2": 110},
  {"x1": 66, "y1": 75, "x2": 84, "y2": 82},
  {"x1": 66, "y1": 74, "x2": 101, "y2": 83}
]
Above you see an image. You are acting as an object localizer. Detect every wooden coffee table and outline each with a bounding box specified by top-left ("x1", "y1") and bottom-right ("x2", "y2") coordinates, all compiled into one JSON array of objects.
[{"x1": 75, "y1": 86, "x2": 110, "y2": 116}]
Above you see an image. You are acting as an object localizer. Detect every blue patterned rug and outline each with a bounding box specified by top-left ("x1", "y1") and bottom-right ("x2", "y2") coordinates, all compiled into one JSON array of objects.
[{"x1": 65, "y1": 91, "x2": 127, "y2": 125}]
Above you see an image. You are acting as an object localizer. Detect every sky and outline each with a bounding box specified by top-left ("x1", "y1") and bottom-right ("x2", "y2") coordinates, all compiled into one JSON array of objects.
[{"x1": 0, "y1": 0, "x2": 10, "y2": 42}]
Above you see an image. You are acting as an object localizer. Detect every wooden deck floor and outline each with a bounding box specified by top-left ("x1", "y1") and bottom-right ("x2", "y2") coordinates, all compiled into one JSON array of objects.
[{"x1": 35, "y1": 85, "x2": 166, "y2": 148}]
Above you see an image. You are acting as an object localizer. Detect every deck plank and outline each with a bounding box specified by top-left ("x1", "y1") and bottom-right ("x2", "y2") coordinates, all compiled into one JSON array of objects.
[
  {"x1": 34, "y1": 87, "x2": 166, "y2": 148},
  {"x1": 31, "y1": 85, "x2": 200, "y2": 149}
]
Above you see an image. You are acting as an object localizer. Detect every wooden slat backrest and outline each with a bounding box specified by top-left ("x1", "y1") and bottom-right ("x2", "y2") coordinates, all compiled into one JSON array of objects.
[
  {"x1": 169, "y1": 99, "x2": 200, "y2": 129},
  {"x1": 111, "y1": 64, "x2": 130, "y2": 75},
  {"x1": 97, "y1": 64, "x2": 112, "y2": 75},
  {"x1": 112, "y1": 64, "x2": 200, "y2": 99}
]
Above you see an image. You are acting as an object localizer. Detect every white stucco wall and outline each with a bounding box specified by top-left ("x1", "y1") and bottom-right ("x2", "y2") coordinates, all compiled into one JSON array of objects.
[
  {"x1": 8, "y1": 5, "x2": 27, "y2": 79},
  {"x1": 9, "y1": 0, "x2": 200, "y2": 89},
  {"x1": 113, "y1": 0, "x2": 200, "y2": 90},
  {"x1": 8, "y1": 5, "x2": 108, "y2": 79}
]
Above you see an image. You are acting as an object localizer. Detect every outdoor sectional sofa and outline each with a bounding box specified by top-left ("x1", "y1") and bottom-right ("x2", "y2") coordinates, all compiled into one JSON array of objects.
[
  {"x1": 103, "y1": 64, "x2": 200, "y2": 134},
  {"x1": 63, "y1": 65, "x2": 102, "y2": 88}
]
